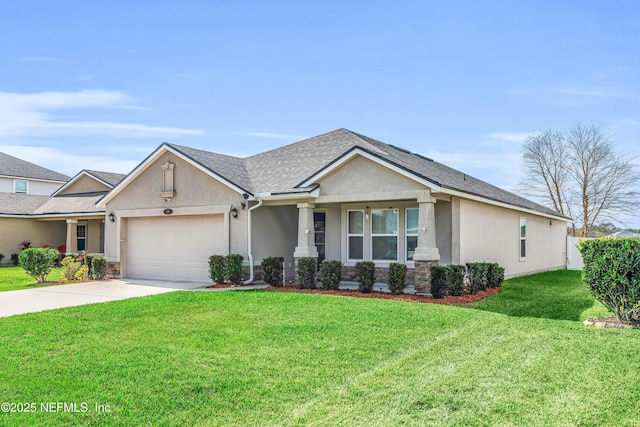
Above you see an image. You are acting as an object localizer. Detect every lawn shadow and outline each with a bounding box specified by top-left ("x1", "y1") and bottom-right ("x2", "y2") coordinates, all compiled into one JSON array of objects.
[{"x1": 476, "y1": 270, "x2": 605, "y2": 322}]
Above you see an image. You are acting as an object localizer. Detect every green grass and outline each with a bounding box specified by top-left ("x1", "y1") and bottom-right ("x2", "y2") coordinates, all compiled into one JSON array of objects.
[
  {"x1": 0, "y1": 271, "x2": 638, "y2": 426},
  {"x1": 477, "y1": 269, "x2": 610, "y2": 321},
  {"x1": 0, "y1": 266, "x2": 64, "y2": 292}
]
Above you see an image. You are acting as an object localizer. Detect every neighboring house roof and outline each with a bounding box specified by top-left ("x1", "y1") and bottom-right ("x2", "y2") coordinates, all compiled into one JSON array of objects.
[
  {"x1": 161, "y1": 128, "x2": 566, "y2": 219},
  {"x1": 0, "y1": 152, "x2": 70, "y2": 182},
  {"x1": 32, "y1": 192, "x2": 106, "y2": 215},
  {"x1": 53, "y1": 169, "x2": 126, "y2": 196},
  {"x1": 0, "y1": 193, "x2": 52, "y2": 215}
]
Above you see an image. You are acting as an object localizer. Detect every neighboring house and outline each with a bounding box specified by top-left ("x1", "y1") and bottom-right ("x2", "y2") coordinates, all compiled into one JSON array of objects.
[
  {"x1": 0, "y1": 152, "x2": 69, "y2": 195},
  {"x1": 98, "y1": 128, "x2": 570, "y2": 291},
  {"x1": 0, "y1": 167, "x2": 124, "y2": 263}
]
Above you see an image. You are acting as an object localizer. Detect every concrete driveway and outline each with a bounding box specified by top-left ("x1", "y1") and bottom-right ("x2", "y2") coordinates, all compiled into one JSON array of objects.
[{"x1": 0, "y1": 279, "x2": 204, "y2": 318}]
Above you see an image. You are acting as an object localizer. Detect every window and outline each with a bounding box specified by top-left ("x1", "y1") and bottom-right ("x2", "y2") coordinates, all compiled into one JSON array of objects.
[
  {"x1": 14, "y1": 180, "x2": 27, "y2": 194},
  {"x1": 314, "y1": 212, "x2": 326, "y2": 266},
  {"x1": 77, "y1": 223, "x2": 87, "y2": 252},
  {"x1": 406, "y1": 208, "x2": 419, "y2": 261},
  {"x1": 347, "y1": 210, "x2": 364, "y2": 260},
  {"x1": 520, "y1": 218, "x2": 526, "y2": 259},
  {"x1": 371, "y1": 209, "x2": 398, "y2": 261}
]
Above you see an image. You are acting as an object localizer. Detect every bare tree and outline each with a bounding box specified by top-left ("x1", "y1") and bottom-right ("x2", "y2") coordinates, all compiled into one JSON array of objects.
[{"x1": 519, "y1": 123, "x2": 640, "y2": 237}]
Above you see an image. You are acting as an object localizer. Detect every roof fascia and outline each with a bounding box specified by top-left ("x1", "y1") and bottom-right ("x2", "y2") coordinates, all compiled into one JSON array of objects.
[
  {"x1": 298, "y1": 147, "x2": 442, "y2": 192},
  {"x1": 96, "y1": 144, "x2": 249, "y2": 208},
  {"x1": 442, "y1": 187, "x2": 572, "y2": 222}
]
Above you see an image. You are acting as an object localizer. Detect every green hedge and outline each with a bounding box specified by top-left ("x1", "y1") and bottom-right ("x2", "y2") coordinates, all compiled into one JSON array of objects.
[
  {"x1": 320, "y1": 260, "x2": 342, "y2": 290},
  {"x1": 447, "y1": 264, "x2": 466, "y2": 296},
  {"x1": 297, "y1": 257, "x2": 317, "y2": 289},
  {"x1": 387, "y1": 263, "x2": 407, "y2": 295},
  {"x1": 580, "y1": 238, "x2": 640, "y2": 325},
  {"x1": 355, "y1": 261, "x2": 375, "y2": 293},
  {"x1": 262, "y1": 256, "x2": 284, "y2": 286},
  {"x1": 430, "y1": 265, "x2": 449, "y2": 299}
]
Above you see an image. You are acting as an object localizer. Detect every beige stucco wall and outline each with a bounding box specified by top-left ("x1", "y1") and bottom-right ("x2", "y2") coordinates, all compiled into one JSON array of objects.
[
  {"x1": 458, "y1": 198, "x2": 567, "y2": 278},
  {"x1": 0, "y1": 218, "x2": 66, "y2": 264},
  {"x1": 104, "y1": 151, "x2": 247, "y2": 263},
  {"x1": 317, "y1": 155, "x2": 426, "y2": 197},
  {"x1": 58, "y1": 175, "x2": 110, "y2": 195},
  {"x1": 252, "y1": 205, "x2": 298, "y2": 279}
]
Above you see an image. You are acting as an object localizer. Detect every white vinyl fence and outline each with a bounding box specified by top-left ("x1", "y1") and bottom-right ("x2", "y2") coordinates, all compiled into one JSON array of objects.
[{"x1": 566, "y1": 236, "x2": 595, "y2": 270}]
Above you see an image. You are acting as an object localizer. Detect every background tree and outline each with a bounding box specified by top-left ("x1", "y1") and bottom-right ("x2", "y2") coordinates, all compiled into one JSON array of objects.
[{"x1": 519, "y1": 123, "x2": 640, "y2": 237}]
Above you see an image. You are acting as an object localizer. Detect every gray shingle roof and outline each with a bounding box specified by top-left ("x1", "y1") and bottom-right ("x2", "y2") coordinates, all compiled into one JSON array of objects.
[
  {"x1": 32, "y1": 192, "x2": 106, "y2": 215},
  {"x1": 0, "y1": 152, "x2": 70, "y2": 182},
  {"x1": 0, "y1": 193, "x2": 52, "y2": 215},
  {"x1": 171, "y1": 128, "x2": 565, "y2": 219},
  {"x1": 84, "y1": 170, "x2": 126, "y2": 187}
]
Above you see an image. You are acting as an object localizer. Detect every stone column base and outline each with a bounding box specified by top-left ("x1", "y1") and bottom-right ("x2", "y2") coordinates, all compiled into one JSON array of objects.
[{"x1": 414, "y1": 260, "x2": 438, "y2": 294}]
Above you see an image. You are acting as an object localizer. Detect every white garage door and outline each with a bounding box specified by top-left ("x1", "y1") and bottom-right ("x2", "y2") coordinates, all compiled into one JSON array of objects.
[{"x1": 127, "y1": 215, "x2": 226, "y2": 282}]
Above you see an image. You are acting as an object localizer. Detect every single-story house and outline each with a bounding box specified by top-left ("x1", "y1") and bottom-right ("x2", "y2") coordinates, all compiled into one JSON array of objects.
[
  {"x1": 96, "y1": 128, "x2": 570, "y2": 291},
  {"x1": 0, "y1": 157, "x2": 124, "y2": 260}
]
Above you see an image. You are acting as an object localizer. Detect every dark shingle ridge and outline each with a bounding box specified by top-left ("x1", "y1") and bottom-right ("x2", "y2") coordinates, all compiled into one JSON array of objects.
[
  {"x1": 0, "y1": 152, "x2": 70, "y2": 182},
  {"x1": 84, "y1": 170, "x2": 126, "y2": 187}
]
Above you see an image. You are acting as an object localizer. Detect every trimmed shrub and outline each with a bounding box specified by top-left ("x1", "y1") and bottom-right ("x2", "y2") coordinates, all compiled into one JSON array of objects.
[
  {"x1": 447, "y1": 264, "x2": 467, "y2": 296},
  {"x1": 91, "y1": 256, "x2": 107, "y2": 280},
  {"x1": 320, "y1": 260, "x2": 343, "y2": 290},
  {"x1": 580, "y1": 237, "x2": 640, "y2": 325},
  {"x1": 430, "y1": 265, "x2": 449, "y2": 299},
  {"x1": 297, "y1": 257, "x2": 317, "y2": 289},
  {"x1": 262, "y1": 256, "x2": 285, "y2": 286},
  {"x1": 61, "y1": 256, "x2": 84, "y2": 281},
  {"x1": 487, "y1": 263, "x2": 505, "y2": 288},
  {"x1": 387, "y1": 262, "x2": 407, "y2": 295},
  {"x1": 467, "y1": 262, "x2": 489, "y2": 294},
  {"x1": 10, "y1": 254, "x2": 19, "y2": 266},
  {"x1": 355, "y1": 261, "x2": 375, "y2": 293},
  {"x1": 208, "y1": 255, "x2": 225, "y2": 283},
  {"x1": 19, "y1": 248, "x2": 60, "y2": 283},
  {"x1": 224, "y1": 254, "x2": 244, "y2": 285}
]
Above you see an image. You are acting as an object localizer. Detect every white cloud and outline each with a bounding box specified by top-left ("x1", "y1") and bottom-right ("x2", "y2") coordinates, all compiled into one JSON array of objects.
[
  {"x1": 0, "y1": 90, "x2": 204, "y2": 139},
  {"x1": 487, "y1": 132, "x2": 534, "y2": 143}
]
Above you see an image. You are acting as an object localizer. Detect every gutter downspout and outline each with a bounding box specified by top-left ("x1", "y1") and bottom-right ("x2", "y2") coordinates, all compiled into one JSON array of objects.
[{"x1": 242, "y1": 198, "x2": 263, "y2": 285}]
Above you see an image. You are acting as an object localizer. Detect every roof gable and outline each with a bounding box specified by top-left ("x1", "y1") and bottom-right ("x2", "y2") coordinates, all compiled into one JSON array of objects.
[{"x1": 0, "y1": 152, "x2": 70, "y2": 182}]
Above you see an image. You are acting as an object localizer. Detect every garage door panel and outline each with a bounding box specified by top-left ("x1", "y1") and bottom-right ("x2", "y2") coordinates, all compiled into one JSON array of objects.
[{"x1": 127, "y1": 215, "x2": 226, "y2": 282}]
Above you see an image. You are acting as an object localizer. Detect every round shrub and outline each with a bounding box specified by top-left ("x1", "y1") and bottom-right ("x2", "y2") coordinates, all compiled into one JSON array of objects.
[
  {"x1": 387, "y1": 262, "x2": 407, "y2": 295},
  {"x1": 320, "y1": 260, "x2": 343, "y2": 290},
  {"x1": 580, "y1": 237, "x2": 640, "y2": 325},
  {"x1": 355, "y1": 261, "x2": 375, "y2": 293}
]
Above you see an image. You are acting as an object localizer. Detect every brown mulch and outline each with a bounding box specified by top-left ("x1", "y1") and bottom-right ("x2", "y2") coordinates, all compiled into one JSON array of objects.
[
  {"x1": 206, "y1": 283, "x2": 257, "y2": 289},
  {"x1": 265, "y1": 285, "x2": 500, "y2": 305},
  {"x1": 583, "y1": 316, "x2": 640, "y2": 329}
]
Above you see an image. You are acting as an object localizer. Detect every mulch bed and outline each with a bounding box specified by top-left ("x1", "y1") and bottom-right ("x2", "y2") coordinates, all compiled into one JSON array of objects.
[
  {"x1": 265, "y1": 285, "x2": 500, "y2": 305},
  {"x1": 583, "y1": 316, "x2": 640, "y2": 329}
]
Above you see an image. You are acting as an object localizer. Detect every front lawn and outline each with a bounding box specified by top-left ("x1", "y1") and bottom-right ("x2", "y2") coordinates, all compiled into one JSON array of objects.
[
  {"x1": 477, "y1": 269, "x2": 610, "y2": 321},
  {"x1": 0, "y1": 266, "x2": 64, "y2": 292},
  {"x1": 0, "y1": 271, "x2": 638, "y2": 426}
]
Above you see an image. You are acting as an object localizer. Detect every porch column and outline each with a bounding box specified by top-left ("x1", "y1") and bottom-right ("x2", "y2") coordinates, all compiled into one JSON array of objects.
[
  {"x1": 293, "y1": 203, "x2": 318, "y2": 283},
  {"x1": 65, "y1": 219, "x2": 78, "y2": 255},
  {"x1": 413, "y1": 193, "x2": 440, "y2": 294}
]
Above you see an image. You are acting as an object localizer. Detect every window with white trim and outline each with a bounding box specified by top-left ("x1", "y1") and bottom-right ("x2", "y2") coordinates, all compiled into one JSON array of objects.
[
  {"x1": 371, "y1": 209, "x2": 398, "y2": 261},
  {"x1": 347, "y1": 210, "x2": 364, "y2": 260},
  {"x1": 406, "y1": 208, "x2": 418, "y2": 261},
  {"x1": 14, "y1": 180, "x2": 28, "y2": 194},
  {"x1": 520, "y1": 218, "x2": 526, "y2": 259}
]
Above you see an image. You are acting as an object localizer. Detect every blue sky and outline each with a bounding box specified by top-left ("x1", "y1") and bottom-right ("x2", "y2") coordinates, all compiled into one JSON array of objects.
[{"x1": 2, "y1": 1, "x2": 639, "y2": 225}]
